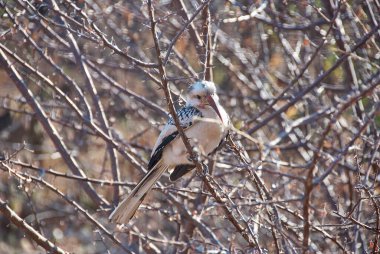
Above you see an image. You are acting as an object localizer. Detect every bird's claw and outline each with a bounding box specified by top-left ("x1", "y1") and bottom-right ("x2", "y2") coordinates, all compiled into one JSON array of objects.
[
  {"x1": 202, "y1": 164, "x2": 209, "y2": 175},
  {"x1": 187, "y1": 152, "x2": 199, "y2": 163}
]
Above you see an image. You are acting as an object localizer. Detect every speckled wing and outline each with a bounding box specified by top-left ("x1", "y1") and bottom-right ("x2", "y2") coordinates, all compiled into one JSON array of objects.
[{"x1": 148, "y1": 106, "x2": 202, "y2": 171}]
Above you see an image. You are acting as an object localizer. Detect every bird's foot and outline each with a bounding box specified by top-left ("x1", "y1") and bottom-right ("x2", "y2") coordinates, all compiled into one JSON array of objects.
[
  {"x1": 187, "y1": 152, "x2": 200, "y2": 163},
  {"x1": 202, "y1": 164, "x2": 209, "y2": 175}
]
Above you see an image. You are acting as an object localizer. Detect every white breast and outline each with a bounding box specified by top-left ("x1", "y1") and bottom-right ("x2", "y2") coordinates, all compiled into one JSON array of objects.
[{"x1": 162, "y1": 105, "x2": 228, "y2": 166}]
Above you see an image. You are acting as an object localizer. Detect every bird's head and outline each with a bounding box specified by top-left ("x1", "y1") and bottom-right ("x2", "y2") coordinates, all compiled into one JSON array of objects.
[{"x1": 186, "y1": 81, "x2": 223, "y2": 121}]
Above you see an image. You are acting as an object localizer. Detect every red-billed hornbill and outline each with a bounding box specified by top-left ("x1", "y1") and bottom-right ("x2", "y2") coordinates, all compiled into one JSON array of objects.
[{"x1": 109, "y1": 81, "x2": 229, "y2": 224}]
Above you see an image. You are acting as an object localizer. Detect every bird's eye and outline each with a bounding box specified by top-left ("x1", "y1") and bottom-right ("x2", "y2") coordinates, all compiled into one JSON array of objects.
[{"x1": 196, "y1": 95, "x2": 201, "y2": 100}]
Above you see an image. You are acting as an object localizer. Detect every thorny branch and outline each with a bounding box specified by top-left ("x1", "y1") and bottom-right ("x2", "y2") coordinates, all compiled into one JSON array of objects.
[
  {"x1": 147, "y1": 0, "x2": 258, "y2": 249},
  {"x1": 0, "y1": 198, "x2": 68, "y2": 254},
  {"x1": 0, "y1": 0, "x2": 379, "y2": 253}
]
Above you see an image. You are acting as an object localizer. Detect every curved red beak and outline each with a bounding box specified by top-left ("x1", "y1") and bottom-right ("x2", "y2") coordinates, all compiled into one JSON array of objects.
[{"x1": 206, "y1": 95, "x2": 223, "y2": 122}]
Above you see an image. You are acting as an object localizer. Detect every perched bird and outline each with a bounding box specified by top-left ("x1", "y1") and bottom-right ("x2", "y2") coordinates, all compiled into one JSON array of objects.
[{"x1": 109, "y1": 81, "x2": 229, "y2": 224}]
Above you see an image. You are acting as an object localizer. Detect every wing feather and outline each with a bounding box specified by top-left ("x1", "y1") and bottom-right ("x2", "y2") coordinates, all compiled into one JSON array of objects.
[
  {"x1": 148, "y1": 106, "x2": 202, "y2": 170},
  {"x1": 170, "y1": 164, "x2": 194, "y2": 181},
  {"x1": 148, "y1": 131, "x2": 178, "y2": 170}
]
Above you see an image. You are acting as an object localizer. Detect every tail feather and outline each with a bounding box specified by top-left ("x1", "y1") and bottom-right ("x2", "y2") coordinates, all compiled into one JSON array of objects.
[{"x1": 109, "y1": 163, "x2": 168, "y2": 224}]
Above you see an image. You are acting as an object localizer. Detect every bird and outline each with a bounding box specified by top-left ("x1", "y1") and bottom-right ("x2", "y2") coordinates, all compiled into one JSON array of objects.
[{"x1": 109, "y1": 80, "x2": 229, "y2": 225}]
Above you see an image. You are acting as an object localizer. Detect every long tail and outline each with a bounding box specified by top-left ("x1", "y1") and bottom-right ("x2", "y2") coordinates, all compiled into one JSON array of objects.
[{"x1": 109, "y1": 163, "x2": 168, "y2": 225}]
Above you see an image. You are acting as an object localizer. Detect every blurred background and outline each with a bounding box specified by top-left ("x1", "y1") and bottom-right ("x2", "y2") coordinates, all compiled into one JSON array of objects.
[{"x1": 0, "y1": 0, "x2": 379, "y2": 253}]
